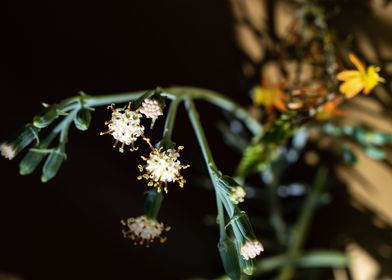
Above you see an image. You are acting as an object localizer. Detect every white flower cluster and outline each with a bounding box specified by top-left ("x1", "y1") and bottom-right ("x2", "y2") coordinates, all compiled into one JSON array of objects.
[
  {"x1": 229, "y1": 186, "x2": 246, "y2": 204},
  {"x1": 139, "y1": 98, "x2": 163, "y2": 120},
  {"x1": 138, "y1": 146, "x2": 189, "y2": 193},
  {"x1": 240, "y1": 240, "x2": 264, "y2": 260},
  {"x1": 0, "y1": 143, "x2": 15, "y2": 160},
  {"x1": 100, "y1": 104, "x2": 145, "y2": 152},
  {"x1": 121, "y1": 215, "x2": 170, "y2": 246}
]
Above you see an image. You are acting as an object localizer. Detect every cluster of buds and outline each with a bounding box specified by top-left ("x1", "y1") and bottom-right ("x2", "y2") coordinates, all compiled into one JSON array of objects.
[
  {"x1": 139, "y1": 98, "x2": 164, "y2": 121},
  {"x1": 217, "y1": 175, "x2": 246, "y2": 205},
  {"x1": 232, "y1": 212, "x2": 264, "y2": 261}
]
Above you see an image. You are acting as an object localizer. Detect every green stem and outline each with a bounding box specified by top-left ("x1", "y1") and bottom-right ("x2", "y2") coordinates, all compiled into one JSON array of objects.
[
  {"x1": 184, "y1": 97, "x2": 225, "y2": 234},
  {"x1": 143, "y1": 189, "x2": 164, "y2": 219},
  {"x1": 165, "y1": 87, "x2": 262, "y2": 137},
  {"x1": 73, "y1": 86, "x2": 262, "y2": 137},
  {"x1": 276, "y1": 167, "x2": 328, "y2": 280},
  {"x1": 184, "y1": 97, "x2": 218, "y2": 172},
  {"x1": 159, "y1": 97, "x2": 182, "y2": 148},
  {"x1": 59, "y1": 111, "x2": 77, "y2": 145},
  {"x1": 216, "y1": 193, "x2": 226, "y2": 236}
]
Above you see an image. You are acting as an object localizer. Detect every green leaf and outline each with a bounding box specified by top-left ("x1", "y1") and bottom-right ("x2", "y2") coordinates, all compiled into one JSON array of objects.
[
  {"x1": 296, "y1": 250, "x2": 349, "y2": 268},
  {"x1": 254, "y1": 250, "x2": 349, "y2": 276},
  {"x1": 218, "y1": 237, "x2": 241, "y2": 280},
  {"x1": 364, "y1": 145, "x2": 385, "y2": 160}
]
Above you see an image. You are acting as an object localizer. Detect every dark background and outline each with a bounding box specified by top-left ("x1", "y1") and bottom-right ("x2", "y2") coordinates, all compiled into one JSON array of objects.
[{"x1": 0, "y1": 1, "x2": 247, "y2": 279}]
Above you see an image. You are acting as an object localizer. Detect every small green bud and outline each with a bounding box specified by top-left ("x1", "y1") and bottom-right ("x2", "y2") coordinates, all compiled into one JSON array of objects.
[
  {"x1": 241, "y1": 258, "x2": 254, "y2": 276},
  {"x1": 219, "y1": 175, "x2": 240, "y2": 188},
  {"x1": 218, "y1": 237, "x2": 241, "y2": 280},
  {"x1": 233, "y1": 212, "x2": 257, "y2": 241},
  {"x1": 19, "y1": 148, "x2": 48, "y2": 175},
  {"x1": 41, "y1": 148, "x2": 65, "y2": 182},
  {"x1": 74, "y1": 108, "x2": 92, "y2": 131},
  {"x1": 218, "y1": 176, "x2": 246, "y2": 205},
  {"x1": 33, "y1": 105, "x2": 61, "y2": 128},
  {"x1": 0, "y1": 124, "x2": 40, "y2": 160}
]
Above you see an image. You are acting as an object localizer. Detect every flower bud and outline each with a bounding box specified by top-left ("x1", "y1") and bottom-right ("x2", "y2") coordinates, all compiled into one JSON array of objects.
[
  {"x1": 218, "y1": 176, "x2": 246, "y2": 205},
  {"x1": 41, "y1": 147, "x2": 65, "y2": 182},
  {"x1": 240, "y1": 257, "x2": 255, "y2": 276},
  {"x1": 74, "y1": 108, "x2": 92, "y2": 131},
  {"x1": 33, "y1": 105, "x2": 60, "y2": 128},
  {"x1": 19, "y1": 148, "x2": 48, "y2": 175},
  {"x1": 0, "y1": 124, "x2": 40, "y2": 160},
  {"x1": 234, "y1": 212, "x2": 257, "y2": 240},
  {"x1": 218, "y1": 237, "x2": 241, "y2": 280},
  {"x1": 232, "y1": 212, "x2": 264, "y2": 263}
]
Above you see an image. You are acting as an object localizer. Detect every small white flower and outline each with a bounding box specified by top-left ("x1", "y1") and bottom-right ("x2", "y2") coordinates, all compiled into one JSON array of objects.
[
  {"x1": 139, "y1": 98, "x2": 163, "y2": 120},
  {"x1": 138, "y1": 146, "x2": 189, "y2": 193},
  {"x1": 100, "y1": 103, "x2": 146, "y2": 152},
  {"x1": 0, "y1": 143, "x2": 15, "y2": 160},
  {"x1": 240, "y1": 240, "x2": 264, "y2": 260},
  {"x1": 229, "y1": 186, "x2": 246, "y2": 204},
  {"x1": 121, "y1": 215, "x2": 170, "y2": 247}
]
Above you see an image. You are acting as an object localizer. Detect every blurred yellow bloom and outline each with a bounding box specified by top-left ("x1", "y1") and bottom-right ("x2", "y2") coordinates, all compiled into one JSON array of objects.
[
  {"x1": 252, "y1": 82, "x2": 287, "y2": 112},
  {"x1": 337, "y1": 53, "x2": 384, "y2": 98}
]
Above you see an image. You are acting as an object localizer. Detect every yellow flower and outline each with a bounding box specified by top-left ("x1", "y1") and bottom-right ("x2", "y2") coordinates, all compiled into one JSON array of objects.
[
  {"x1": 337, "y1": 53, "x2": 384, "y2": 98},
  {"x1": 251, "y1": 82, "x2": 287, "y2": 112}
]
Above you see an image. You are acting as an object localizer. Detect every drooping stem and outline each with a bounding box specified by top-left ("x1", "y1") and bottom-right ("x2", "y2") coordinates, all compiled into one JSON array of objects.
[
  {"x1": 184, "y1": 97, "x2": 225, "y2": 234},
  {"x1": 72, "y1": 86, "x2": 262, "y2": 137}
]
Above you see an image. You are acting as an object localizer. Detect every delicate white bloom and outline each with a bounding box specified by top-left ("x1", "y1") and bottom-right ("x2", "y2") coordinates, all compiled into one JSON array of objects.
[
  {"x1": 229, "y1": 186, "x2": 246, "y2": 204},
  {"x1": 0, "y1": 143, "x2": 15, "y2": 160},
  {"x1": 100, "y1": 103, "x2": 146, "y2": 152},
  {"x1": 139, "y1": 98, "x2": 163, "y2": 120},
  {"x1": 121, "y1": 215, "x2": 170, "y2": 247},
  {"x1": 138, "y1": 146, "x2": 189, "y2": 193},
  {"x1": 240, "y1": 240, "x2": 264, "y2": 260}
]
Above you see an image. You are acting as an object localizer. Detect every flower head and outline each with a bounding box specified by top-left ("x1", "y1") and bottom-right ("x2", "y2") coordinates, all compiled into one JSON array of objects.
[
  {"x1": 0, "y1": 143, "x2": 15, "y2": 160},
  {"x1": 121, "y1": 215, "x2": 170, "y2": 247},
  {"x1": 240, "y1": 240, "x2": 264, "y2": 260},
  {"x1": 232, "y1": 212, "x2": 264, "y2": 260},
  {"x1": 139, "y1": 98, "x2": 164, "y2": 120},
  {"x1": 100, "y1": 103, "x2": 146, "y2": 152},
  {"x1": 229, "y1": 186, "x2": 246, "y2": 204},
  {"x1": 337, "y1": 53, "x2": 384, "y2": 98},
  {"x1": 0, "y1": 124, "x2": 40, "y2": 160},
  {"x1": 138, "y1": 146, "x2": 189, "y2": 193},
  {"x1": 251, "y1": 81, "x2": 287, "y2": 112}
]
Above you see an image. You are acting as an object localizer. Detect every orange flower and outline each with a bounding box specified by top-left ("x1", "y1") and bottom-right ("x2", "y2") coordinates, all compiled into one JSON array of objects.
[
  {"x1": 251, "y1": 81, "x2": 287, "y2": 112},
  {"x1": 337, "y1": 53, "x2": 384, "y2": 98},
  {"x1": 314, "y1": 98, "x2": 345, "y2": 121}
]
